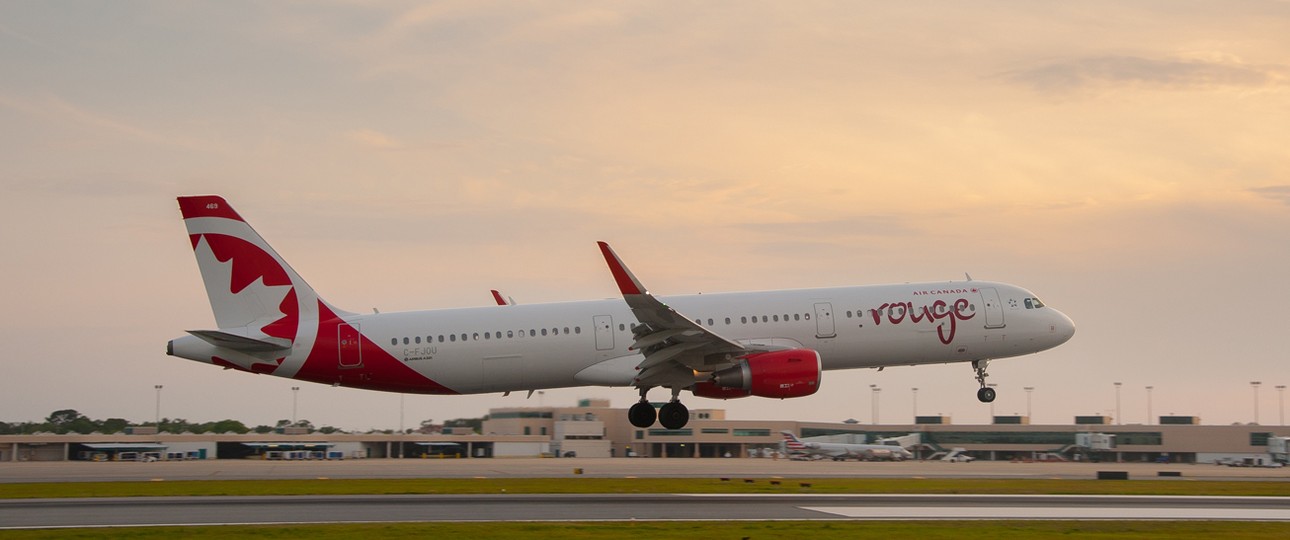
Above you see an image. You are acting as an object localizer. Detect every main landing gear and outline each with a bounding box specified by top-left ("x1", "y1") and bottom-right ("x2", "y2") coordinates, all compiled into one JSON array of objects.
[
  {"x1": 628, "y1": 387, "x2": 691, "y2": 429},
  {"x1": 628, "y1": 386, "x2": 656, "y2": 428},
  {"x1": 973, "y1": 359, "x2": 996, "y2": 403}
]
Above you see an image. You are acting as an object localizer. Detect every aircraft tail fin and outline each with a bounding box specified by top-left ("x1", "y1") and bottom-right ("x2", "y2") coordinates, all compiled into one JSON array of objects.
[{"x1": 177, "y1": 196, "x2": 343, "y2": 340}]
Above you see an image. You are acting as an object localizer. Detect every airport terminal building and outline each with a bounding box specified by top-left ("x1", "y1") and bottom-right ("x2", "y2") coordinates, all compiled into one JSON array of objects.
[{"x1": 2, "y1": 399, "x2": 1286, "y2": 465}]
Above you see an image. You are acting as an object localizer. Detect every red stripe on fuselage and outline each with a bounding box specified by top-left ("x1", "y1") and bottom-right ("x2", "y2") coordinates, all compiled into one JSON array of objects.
[{"x1": 294, "y1": 302, "x2": 458, "y2": 395}]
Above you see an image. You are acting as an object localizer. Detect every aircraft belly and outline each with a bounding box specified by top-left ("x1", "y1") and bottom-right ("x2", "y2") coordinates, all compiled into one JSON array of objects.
[{"x1": 417, "y1": 348, "x2": 609, "y2": 394}]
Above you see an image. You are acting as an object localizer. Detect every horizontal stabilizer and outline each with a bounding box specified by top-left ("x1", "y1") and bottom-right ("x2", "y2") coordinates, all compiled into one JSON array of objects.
[{"x1": 186, "y1": 330, "x2": 292, "y2": 352}]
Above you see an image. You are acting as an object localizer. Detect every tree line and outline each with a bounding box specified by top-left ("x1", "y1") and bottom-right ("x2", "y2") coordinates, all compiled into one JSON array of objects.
[{"x1": 0, "y1": 409, "x2": 485, "y2": 435}]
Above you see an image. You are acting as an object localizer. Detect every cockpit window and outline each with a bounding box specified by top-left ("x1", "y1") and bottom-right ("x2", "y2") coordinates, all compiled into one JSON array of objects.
[{"x1": 1024, "y1": 298, "x2": 1046, "y2": 309}]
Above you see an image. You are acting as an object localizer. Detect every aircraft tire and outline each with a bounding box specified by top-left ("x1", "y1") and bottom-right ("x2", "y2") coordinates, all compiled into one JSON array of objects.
[
  {"x1": 977, "y1": 386, "x2": 997, "y2": 403},
  {"x1": 628, "y1": 401, "x2": 657, "y2": 428},
  {"x1": 658, "y1": 402, "x2": 689, "y2": 429}
]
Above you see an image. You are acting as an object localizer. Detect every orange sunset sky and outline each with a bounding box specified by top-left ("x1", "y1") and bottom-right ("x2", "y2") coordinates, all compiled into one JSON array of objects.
[{"x1": 2, "y1": 2, "x2": 1288, "y2": 430}]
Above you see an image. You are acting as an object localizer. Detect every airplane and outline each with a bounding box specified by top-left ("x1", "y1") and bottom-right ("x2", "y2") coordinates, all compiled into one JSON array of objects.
[
  {"x1": 167, "y1": 195, "x2": 1075, "y2": 430},
  {"x1": 781, "y1": 431, "x2": 914, "y2": 461}
]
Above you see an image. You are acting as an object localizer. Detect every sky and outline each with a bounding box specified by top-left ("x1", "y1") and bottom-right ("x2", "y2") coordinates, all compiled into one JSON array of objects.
[{"x1": 2, "y1": 1, "x2": 1288, "y2": 432}]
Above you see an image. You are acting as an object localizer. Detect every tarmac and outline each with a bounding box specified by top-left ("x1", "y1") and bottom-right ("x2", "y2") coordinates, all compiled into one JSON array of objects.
[{"x1": 2, "y1": 457, "x2": 1288, "y2": 483}]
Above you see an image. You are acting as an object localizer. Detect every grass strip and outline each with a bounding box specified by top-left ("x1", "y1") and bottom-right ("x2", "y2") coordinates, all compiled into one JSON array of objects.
[
  {"x1": 2, "y1": 521, "x2": 1290, "y2": 539},
  {"x1": 2, "y1": 477, "x2": 1288, "y2": 499}
]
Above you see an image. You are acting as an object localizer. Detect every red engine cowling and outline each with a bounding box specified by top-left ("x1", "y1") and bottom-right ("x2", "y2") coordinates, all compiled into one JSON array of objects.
[
  {"x1": 698, "y1": 349, "x2": 822, "y2": 399},
  {"x1": 691, "y1": 380, "x2": 753, "y2": 399}
]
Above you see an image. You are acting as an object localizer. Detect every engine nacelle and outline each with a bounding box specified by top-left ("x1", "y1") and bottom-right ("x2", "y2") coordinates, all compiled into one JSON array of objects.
[
  {"x1": 703, "y1": 348, "x2": 822, "y2": 399},
  {"x1": 691, "y1": 380, "x2": 753, "y2": 399}
]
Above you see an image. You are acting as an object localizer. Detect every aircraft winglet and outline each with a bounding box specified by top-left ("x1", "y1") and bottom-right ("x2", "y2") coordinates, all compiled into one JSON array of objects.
[{"x1": 597, "y1": 241, "x2": 646, "y2": 296}]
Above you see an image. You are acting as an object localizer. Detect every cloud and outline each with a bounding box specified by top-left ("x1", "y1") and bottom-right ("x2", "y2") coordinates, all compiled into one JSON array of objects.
[
  {"x1": 347, "y1": 128, "x2": 405, "y2": 150},
  {"x1": 0, "y1": 93, "x2": 209, "y2": 151},
  {"x1": 1000, "y1": 56, "x2": 1289, "y2": 94},
  {"x1": 1249, "y1": 185, "x2": 1290, "y2": 205}
]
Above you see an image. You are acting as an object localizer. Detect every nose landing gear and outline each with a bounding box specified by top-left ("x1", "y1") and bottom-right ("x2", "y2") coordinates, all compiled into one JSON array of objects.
[{"x1": 973, "y1": 360, "x2": 996, "y2": 403}]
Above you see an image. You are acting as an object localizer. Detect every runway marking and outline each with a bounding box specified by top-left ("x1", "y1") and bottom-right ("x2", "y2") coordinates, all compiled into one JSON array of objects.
[{"x1": 800, "y1": 506, "x2": 1290, "y2": 521}]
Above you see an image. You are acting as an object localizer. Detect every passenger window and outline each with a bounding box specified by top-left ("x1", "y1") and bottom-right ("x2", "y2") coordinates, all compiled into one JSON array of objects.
[
  {"x1": 805, "y1": 313, "x2": 811, "y2": 320},
  {"x1": 460, "y1": 333, "x2": 467, "y2": 342},
  {"x1": 507, "y1": 330, "x2": 514, "y2": 338},
  {"x1": 773, "y1": 315, "x2": 780, "y2": 322},
  {"x1": 402, "y1": 337, "x2": 409, "y2": 345},
  {"x1": 450, "y1": 334, "x2": 457, "y2": 342},
  {"x1": 563, "y1": 327, "x2": 570, "y2": 334},
  {"x1": 390, "y1": 338, "x2": 398, "y2": 346},
  {"x1": 725, "y1": 317, "x2": 731, "y2": 325},
  {"x1": 762, "y1": 316, "x2": 768, "y2": 323},
  {"x1": 484, "y1": 332, "x2": 491, "y2": 340},
  {"x1": 415, "y1": 336, "x2": 421, "y2": 344},
  {"x1": 741, "y1": 316, "x2": 747, "y2": 324},
  {"x1": 845, "y1": 311, "x2": 852, "y2": 318},
  {"x1": 530, "y1": 329, "x2": 536, "y2": 337},
  {"x1": 619, "y1": 324, "x2": 626, "y2": 331},
  {"x1": 575, "y1": 327, "x2": 581, "y2": 334},
  {"x1": 541, "y1": 328, "x2": 548, "y2": 336},
  {"x1": 794, "y1": 314, "x2": 800, "y2": 321}
]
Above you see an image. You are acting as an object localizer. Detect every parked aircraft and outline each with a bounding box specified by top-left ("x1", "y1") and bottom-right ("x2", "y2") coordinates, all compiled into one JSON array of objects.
[
  {"x1": 168, "y1": 196, "x2": 1075, "y2": 430},
  {"x1": 781, "y1": 431, "x2": 914, "y2": 461}
]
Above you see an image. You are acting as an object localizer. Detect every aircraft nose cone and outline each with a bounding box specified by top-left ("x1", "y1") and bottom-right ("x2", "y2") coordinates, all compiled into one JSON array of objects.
[{"x1": 1052, "y1": 309, "x2": 1076, "y2": 344}]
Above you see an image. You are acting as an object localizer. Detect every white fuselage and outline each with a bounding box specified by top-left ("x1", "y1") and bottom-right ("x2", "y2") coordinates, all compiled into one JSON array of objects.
[{"x1": 172, "y1": 281, "x2": 1071, "y2": 394}]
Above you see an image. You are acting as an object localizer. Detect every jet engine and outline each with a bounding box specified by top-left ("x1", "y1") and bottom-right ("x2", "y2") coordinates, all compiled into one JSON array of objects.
[{"x1": 692, "y1": 349, "x2": 822, "y2": 399}]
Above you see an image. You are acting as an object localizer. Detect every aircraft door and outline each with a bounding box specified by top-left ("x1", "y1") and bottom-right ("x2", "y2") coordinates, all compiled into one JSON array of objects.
[
  {"x1": 593, "y1": 315, "x2": 614, "y2": 351},
  {"x1": 979, "y1": 288, "x2": 1006, "y2": 329},
  {"x1": 338, "y1": 323, "x2": 363, "y2": 368},
  {"x1": 813, "y1": 302, "x2": 837, "y2": 339}
]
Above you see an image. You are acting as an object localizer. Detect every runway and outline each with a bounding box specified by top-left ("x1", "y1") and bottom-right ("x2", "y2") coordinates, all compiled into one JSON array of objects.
[{"x1": 2, "y1": 494, "x2": 1289, "y2": 528}]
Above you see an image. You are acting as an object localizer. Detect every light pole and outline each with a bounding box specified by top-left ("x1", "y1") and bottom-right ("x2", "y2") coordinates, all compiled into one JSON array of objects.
[
  {"x1": 1114, "y1": 382, "x2": 1122, "y2": 425},
  {"x1": 1277, "y1": 385, "x2": 1286, "y2": 426},
  {"x1": 1145, "y1": 386, "x2": 1153, "y2": 425},
  {"x1": 869, "y1": 384, "x2": 881, "y2": 424},
  {"x1": 1024, "y1": 386, "x2": 1034, "y2": 421},
  {"x1": 911, "y1": 387, "x2": 919, "y2": 422},
  {"x1": 1251, "y1": 381, "x2": 1261, "y2": 424},
  {"x1": 291, "y1": 386, "x2": 300, "y2": 426},
  {"x1": 153, "y1": 385, "x2": 163, "y2": 428}
]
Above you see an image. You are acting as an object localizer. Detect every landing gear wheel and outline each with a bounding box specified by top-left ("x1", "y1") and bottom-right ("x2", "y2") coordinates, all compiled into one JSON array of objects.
[
  {"x1": 628, "y1": 401, "x2": 657, "y2": 428},
  {"x1": 658, "y1": 401, "x2": 690, "y2": 429},
  {"x1": 977, "y1": 386, "x2": 996, "y2": 403}
]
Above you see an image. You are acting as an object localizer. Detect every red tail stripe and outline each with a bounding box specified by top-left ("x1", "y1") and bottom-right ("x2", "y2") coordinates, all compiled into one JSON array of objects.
[{"x1": 178, "y1": 196, "x2": 244, "y2": 222}]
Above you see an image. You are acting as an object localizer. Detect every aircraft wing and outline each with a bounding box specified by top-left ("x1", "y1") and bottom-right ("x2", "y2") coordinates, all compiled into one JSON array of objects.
[{"x1": 597, "y1": 242, "x2": 757, "y2": 388}]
